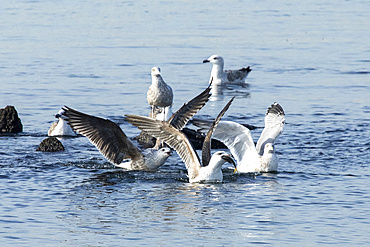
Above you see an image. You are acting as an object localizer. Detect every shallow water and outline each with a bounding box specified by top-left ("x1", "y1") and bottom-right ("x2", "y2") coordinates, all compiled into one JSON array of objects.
[{"x1": 1, "y1": 0, "x2": 370, "y2": 246}]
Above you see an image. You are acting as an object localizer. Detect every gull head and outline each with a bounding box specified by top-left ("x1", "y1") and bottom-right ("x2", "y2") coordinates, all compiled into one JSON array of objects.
[
  {"x1": 209, "y1": 151, "x2": 236, "y2": 169},
  {"x1": 158, "y1": 147, "x2": 173, "y2": 159},
  {"x1": 151, "y1": 67, "x2": 161, "y2": 76},
  {"x1": 203, "y1": 55, "x2": 224, "y2": 65},
  {"x1": 55, "y1": 109, "x2": 68, "y2": 120},
  {"x1": 264, "y1": 143, "x2": 275, "y2": 154}
]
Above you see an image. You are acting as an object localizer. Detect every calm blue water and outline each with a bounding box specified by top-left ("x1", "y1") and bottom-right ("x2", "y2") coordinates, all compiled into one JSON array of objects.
[{"x1": 1, "y1": 0, "x2": 370, "y2": 246}]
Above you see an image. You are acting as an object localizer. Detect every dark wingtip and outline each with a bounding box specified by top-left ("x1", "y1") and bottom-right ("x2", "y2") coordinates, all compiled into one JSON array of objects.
[
  {"x1": 209, "y1": 77, "x2": 213, "y2": 87},
  {"x1": 240, "y1": 66, "x2": 252, "y2": 72},
  {"x1": 266, "y1": 102, "x2": 285, "y2": 116}
]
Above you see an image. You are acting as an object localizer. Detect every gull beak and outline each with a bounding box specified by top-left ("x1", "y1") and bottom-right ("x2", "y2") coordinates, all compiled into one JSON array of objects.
[
  {"x1": 203, "y1": 59, "x2": 210, "y2": 63},
  {"x1": 166, "y1": 149, "x2": 173, "y2": 156},
  {"x1": 221, "y1": 154, "x2": 237, "y2": 172},
  {"x1": 55, "y1": 114, "x2": 61, "y2": 119}
]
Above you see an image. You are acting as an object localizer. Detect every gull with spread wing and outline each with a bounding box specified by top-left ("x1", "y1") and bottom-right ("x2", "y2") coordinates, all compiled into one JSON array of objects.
[
  {"x1": 62, "y1": 84, "x2": 212, "y2": 171},
  {"x1": 192, "y1": 103, "x2": 285, "y2": 173},
  {"x1": 126, "y1": 97, "x2": 236, "y2": 183},
  {"x1": 62, "y1": 106, "x2": 172, "y2": 170}
]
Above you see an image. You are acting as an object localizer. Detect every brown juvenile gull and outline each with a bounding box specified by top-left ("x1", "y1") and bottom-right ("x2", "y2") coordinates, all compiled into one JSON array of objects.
[
  {"x1": 147, "y1": 67, "x2": 173, "y2": 121},
  {"x1": 48, "y1": 109, "x2": 77, "y2": 137},
  {"x1": 192, "y1": 103, "x2": 285, "y2": 173},
  {"x1": 61, "y1": 84, "x2": 212, "y2": 170},
  {"x1": 126, "y1": 97, "x2": 236, "y2": 183},
  {"x1": 62, "y1": 106, "x2": 172, "y2": 171},
  {"x1": 203, "y1": 55, "x2": 252, "y2": 85}
]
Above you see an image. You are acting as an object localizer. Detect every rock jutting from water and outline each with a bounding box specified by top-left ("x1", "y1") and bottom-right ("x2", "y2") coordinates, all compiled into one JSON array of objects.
[
  {"x1": 0, "y1": 105, "x2": 23, "y2": 133},
  {"x1": 134, "y1": 127, "x2": 227, "y2": 150},
  {"x1": 37, "y1": 137, "x2": 65, "y2": 152}
]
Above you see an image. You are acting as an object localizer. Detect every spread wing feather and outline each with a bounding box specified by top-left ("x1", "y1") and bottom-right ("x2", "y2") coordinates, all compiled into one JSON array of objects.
[
  {"x1": 256, "y1": 103, "x2": 285, "y2": 155},
  {"x1": 125, "y1": 115, "x2": 201, "y2": 179},
  {"x1": 168, "y1": 84, "x2": 211, "y2": 130},
  {"x1": 193, "y1": 120, "x2": 259, "y2": 166},
  {"x1": 63, "y1": 106, "x2": 143, "y2": 165},
  {"x1": 202, "y1": 97, "x2": 234, "y2": 166}
]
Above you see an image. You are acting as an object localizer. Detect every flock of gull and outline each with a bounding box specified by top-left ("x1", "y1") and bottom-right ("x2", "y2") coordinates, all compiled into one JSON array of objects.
[{"x1": 48, "y1": 55, "x2": 285, "y2": 183}]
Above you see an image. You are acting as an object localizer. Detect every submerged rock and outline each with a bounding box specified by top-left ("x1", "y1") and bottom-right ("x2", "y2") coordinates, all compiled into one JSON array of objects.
[
  {"x1": 182, "y1": 128, "x2": 227, "y2": 150},
  {"x1": 0, "y1": 105, "x2": 23, "y2": 133},
  {"x1": 134, "y1": 131, "x2": 156, "y2": 149},
  {"x1": 135, "y1": 127, "x2": 227, "y2": 150},
  {"x1": 37, "y1": 137, "x2": 65, "y2": 152}
]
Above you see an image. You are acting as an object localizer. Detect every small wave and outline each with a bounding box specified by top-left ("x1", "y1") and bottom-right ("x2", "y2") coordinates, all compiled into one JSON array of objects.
[
  {"x1": 67, "y1": 74, "x2": 102, "y2": 79},
  {"x1": 340, "y1": 71, "x2": 370, "y2": 75}
]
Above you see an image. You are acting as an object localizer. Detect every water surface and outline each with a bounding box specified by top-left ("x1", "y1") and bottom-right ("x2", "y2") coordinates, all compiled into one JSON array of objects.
[{"x1": 1, "y1": 0, "x2": 370, "y2": 246}]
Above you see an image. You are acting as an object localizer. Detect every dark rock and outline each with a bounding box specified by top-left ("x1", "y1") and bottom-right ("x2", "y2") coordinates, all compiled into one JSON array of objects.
[
  {"x1": 135, "y1": 127, "x2": 227, "y2": 150},
  {"x1": 182, "y1": 128, "x2": 227, "y2": 150},
  {"x1": 134, "y1": 131, "x2": 157, "y2": 149},
  {"x1": 37, "y1": 137, "x2": 65, "y2": 152},
  {"x1": 0, "y1": 105, "x2": 23, "y2": 133}
]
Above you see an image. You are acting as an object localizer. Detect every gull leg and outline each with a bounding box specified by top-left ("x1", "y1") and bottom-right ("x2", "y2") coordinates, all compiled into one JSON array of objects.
[
  {"x1": 150, "y1": 106, "x2": 155, "y2": 119},
  {"x1": 162, "y1": 107, "x2": 166, "y2": 121}
]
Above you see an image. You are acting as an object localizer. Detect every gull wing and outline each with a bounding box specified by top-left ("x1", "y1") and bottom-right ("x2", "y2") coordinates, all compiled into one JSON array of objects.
[
  {"x1": 125, "y1": 115, "x2": 201, "y2": 179},
  {"x1": 193, "y1": 119, "x2": 259, "y2": 166},
  {"x1": 168, "y1": 84, "x2": 212, "y2": 130},
  {"x1": 202, "y1": 97, "x2": 235, "y2": 166},
  {"x1": 225, "y1": 66, "x2": 252, "y2": 83},
  {"x1": 256, "y1": 103, "x2": 285, "y2": 155},
  {"x1": 63, "y1": 106, "x2": 143, "y2": 165}
]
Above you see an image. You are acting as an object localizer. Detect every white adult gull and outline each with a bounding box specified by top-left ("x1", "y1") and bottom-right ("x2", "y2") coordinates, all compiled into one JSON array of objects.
[
  {"x1": 203, "y1": 55, "x2": 252, "y2": 85},
  {"x1": 126, "y1": 97, "x2": 236, "y2": 183},
  {"x1": 192, "y1": 103, "x2": 285, "y2": 173},
  {"x1": 62, "y1": 106, "x2": 172, "y2": 171},
  {"x1": 48, "y1": 109, "x2": 77, "y2": 137},
  {"x1": 147, "y1": 67, "x2": 173, "y2": 121}
]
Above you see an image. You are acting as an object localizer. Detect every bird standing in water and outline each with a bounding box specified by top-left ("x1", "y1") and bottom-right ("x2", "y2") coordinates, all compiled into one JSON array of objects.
[{"x1": 147, "y1": 67, "x2": 173, "y2": 121}]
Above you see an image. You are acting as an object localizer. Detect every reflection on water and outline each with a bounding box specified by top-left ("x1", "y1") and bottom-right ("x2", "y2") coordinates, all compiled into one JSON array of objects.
[
  {"x1": 61, "y1": 172, "x2": 285, "y2": 245},
  {"x1": 210, "y1": 84, "x2": 251, "y2": 101}
]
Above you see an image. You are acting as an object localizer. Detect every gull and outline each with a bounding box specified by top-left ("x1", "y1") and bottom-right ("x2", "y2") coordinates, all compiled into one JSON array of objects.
[
  {"x1": 147, "y1": 67, "x2": 173, "y2": 121},
  {"x1": 203, "y1": 55, "x2": 252, "y2": 85},
  {"x1": 126, "y1": 97, "x2": 236, "y2": 183},
  {"x1": 192, "y1": 103, "x2": 285, "y2": 173},
  {"x1": 62, "y1": 106, "x2": 172, "y2": 171},
  {"x1": 48, "y1": 109, "x2": 77, "y2": 137}
]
